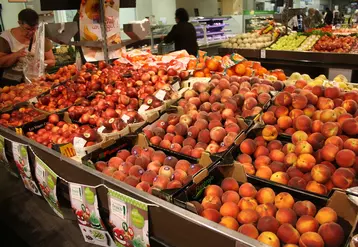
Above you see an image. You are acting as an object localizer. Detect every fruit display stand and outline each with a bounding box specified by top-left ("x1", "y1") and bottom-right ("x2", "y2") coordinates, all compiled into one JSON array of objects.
[{"x1": 217, "y1": 48, "x2": 358, "y2": 82}]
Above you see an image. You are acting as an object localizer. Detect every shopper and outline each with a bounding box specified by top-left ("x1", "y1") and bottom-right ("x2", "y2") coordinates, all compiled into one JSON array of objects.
[
  {"x1": 324, "y1": 7, "x2": 333, "y2": 25},
  {"x1": 0, "y1": 9, "x2": 55, "y2": 86},
  {"x1": 163, "y1": 8, "x2": 198, "y2": 56},
  {"x1": 305, "y1": 8, "x2": 323, "y2": 29}
]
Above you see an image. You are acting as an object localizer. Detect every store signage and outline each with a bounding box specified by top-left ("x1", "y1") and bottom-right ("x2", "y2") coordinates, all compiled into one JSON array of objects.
[
  {"x1": 108, "y1": 189, "x2": 150, "y2": 247},
  {"x1": 69, "y1": 183, "x2": 116, "y2": 246},
  {"x1": 12, "y1": 142, "x2": 41, "y2": 196},
  {"x1": 34, "y1": 155, "x2": 64, "y2": 219}
]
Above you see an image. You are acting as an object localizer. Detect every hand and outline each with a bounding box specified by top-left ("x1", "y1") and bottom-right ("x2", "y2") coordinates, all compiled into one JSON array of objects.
[{"x1": 14, "y1": 48, "x2": 27, "y2": 58}]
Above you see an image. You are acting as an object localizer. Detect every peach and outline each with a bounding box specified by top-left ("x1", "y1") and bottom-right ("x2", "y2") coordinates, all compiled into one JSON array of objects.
[
  {"x1": 277, "y1": 223, "x2": 301, "y2": 244},
  {"x1": 210, "y1": 127, "x2": 227, "y2": 143},
  {"x1": 292, "y1": 94, "x2": 308, "y2": 109},
  {"x1": 208, "y1": 119, "x2": 222, "y2": 130},
  {"x1": 287, "y1": 166, "x2": 304, "y2": 178},
  {"x1": 256, "y1": 203, "x2": 277, "y2": 218},
  {"x1": 263, "y1": 111, "x2": 277, "y2": 125},
  {"x1": 324, "y1": 86, "x2": 340, "y2": 99},
  {"x1": 159, "y1": 165, "x2": 174, "y2": 179},
  {"x1": 238, "y1": 197, "x2": 258, "y2": 211},
  {"x1": 275, "y1": 106, "x2": 290, "y2": 118},
  {"x1": 172, "y1": 169, "x2": 188, "y2": 184},
  {"x1": 276, "y1": 208, "x2": 297, "y2": 226},
  {"x1": 257, "y1": 232, "x2": 280, "y2": 247},
  {"x1": 283, "y1": 143, "x2": 296, "y2": 155},
  {"x1": 293, "y1": 201, "x2": 317, "y2": 217},
  {"x1": 108, "y1": 157, "x2": 123, "y2": 169},
  {"x1": 222, "y1": 190, "x2": 240, "y2": 204},
  {"x1": 237, "y1": 183, "x2": 256, "y2": 198},
  {"x1": 303, "y1": 173, "x2": 313, "y2": 182},
  {"x1": 321, "y1": 144, "x2": 339, "y2": 162},
  {"x1": 254, "y1": 156, "x2": 271, "y2": 169},
  {"x1": 151, "y1": 151, "x2": 166, "y2": 164},
  {"x1": 153, "y1": 175, "x2": 170, "y2": 190},
  {"x1": 318, "y1": 222, "x2": 345, "y2": 247},
  {"x1": 129, "y1": 165, "x2": 145, "y2": 178},
  {"x1": 237, "y1": 209, "x2": 259, "y2": 224},
  {"x1": 344, "y1": 138, "x2": 358, "y2": 155},
  {"x1": 202, "y1": 195, "x2": 222, "y2": 210},
  {"x1": 285, "y1": 153, "x2": 298, "y2": 168},
  {"x1": 135, "y1": 156, "x2": 150, "y2": 169},
  {"x1": 342, "y1": 118, "x2": 358, "y2": 136},
  {"x1": 296, "y1": 215, "x2": 319, "y2": 234},
  {"x1": 141, "y1": 170, "x2": 157, "y2": 185},
  {"x1": 305, "y1": 181, "x2": 328, "y2": 195},
  {"x1": 262, "y1": 125, "x2": 279, "y2": 141},
  {"x1": 322, "y1": 122, "x2": 340, "y2": 139},
  {"x1": 288, "y1": 177, "x2": 307, "y2": 190},
  {"x1": 292, "y1": 131, "x2": 310, "y2": 147},
  {"x1": 136, "y1": 181, "x2": 151, "y2": 192},
  {"x1": 311, "y1": 120, "x2": 323, "y2": 133},
  {"x1": 338, "y1": 113, "x2": 353, "y2": 126},
  {"x1": 270, "y1": 172, "x2": 290, "y2": 185},
  {"x1": 257, "y1": 216, "x2": 280, "y2": 233},
  {"x1": 240, "y1": 139, "x2": 257, "y2": 155},
  {"x1": 296, "y1": 154, "x2": 316, "y2": 173},
  {"x1": 188, "y1": 164, "x2": 203, "y2": 176},
  {"x1": 219, "y1": 216, "x2": 239, "y2": 231},
  {"x1": 254, "y1": 146, "x2": 270, "y2": 158},
  {"x1": 201, "y1": 208, "x2": 221, "y2": 223},
  {"x1": 175, "y1": 160, "x2": 191, "y2": 172},
  {"x1": 284, "y1": 245, "x2": 299, "y2": 247},
  {"x1": 198, "y1": 129, "x2": 211, "y2": 144},
  {"x1": 331, "y1": 167, "x2": 355, "y2": 189},
  {"x1": 112, "y1": 170, "x2": 127, "y2": 181},
  {"x1": 255, "y1": 136, "x2": 267, "y2": 147},
  {"x1": 278, "y1": 116, "x2": 293, "y2": 130},
  {"x1": 238, "y1": 224, "x2": 259, "y2": 239},
  {"x1": 256, "y1": 166, "x2": 273, "y2": 180},
  {"x1": 342, "y1": 99, "x2": 358, "y2": 114},
  {"x1": 303, "y1": 105, "x2": 316, "y2": 118},
  {"x1": 221, "y1": 177, "x2": 239, "y2": 192},
  {"x1": 124, "y1": 176, "x2": 140, "y2": 187},
  {"x1": 225, "y1": 123, "x2": 240, "y2": 134},
  {"x1": 267, "y1": 140, "x2": 283, "y2": 151},
  {"x1": 116, "y1": 150, "x2": 131, "y2": 161},
  {"x1": 242, "y1": 163, "x2": 256, "y2": 175},
  {"x1": 269, "y1": 161, "x2": 285, "y2": 173},
  {"x1": 237, "y1": 153, "x2": 253, "y2": 164},
  {"x1": 290, "y1": 109, "x2": 304, "y2": 120},
  {"x1": 311, "y1": 164, "x2": 331, "y2": 184},
  {"x1": 294, "y1": 115, "x2": 312, "y2": 133},
  {"x1": 275, "y1": 92, "x2": 292, "y2": 106},
  {"x1": 147, "y1": 161, "x2": 161, "y2": 174},
  {"x1": 336, "y1": 149, "x2": 355, "y2": 167},
  {"x1": 299, "y1": 232, "x2": 324, "y2": 247},
  {"x1": 269, "y1": 150, "x2": 285, "y2": 163},
  {"x1": 320, "y1": 109, "x2": 337, "y2": 123},
  {"x1": 194, "y1": 119, "x2": 209, "y2": 130},
  {"x1": 220, "y1": 201, "x2": 240, "y2": 218},
  {"x1": 295, "y1": 141, "x2": 313, "y2": 155},
  {"x1": 275, "y1": 192, "x2": 295, "y2": 209},
  {"x1": 317, "y1": 97, "x2": 334, "y2": 110},
  {"x1": 205, "y1": 185, "x2": 224, "y2": 197},
  {"x1": 256, "y1": 188, "x2": 276, "y2": 204},
  {"x1": 307, "y1": 133, "x2": 325, "y2": 151}
]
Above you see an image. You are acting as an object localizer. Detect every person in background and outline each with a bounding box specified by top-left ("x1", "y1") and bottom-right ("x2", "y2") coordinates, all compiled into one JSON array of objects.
[
  {"x1": 324, "y1": 7, "x2": 333, "y2": 25},
  {"x1": 305, "y1": 8, "x2": 323, "y2": 29},
  {"x1": 163, "y1": 8, "x2": 198, "y2": 56},
  {"x1": 0, "y1": 8, "x2": 55, "y2": 86}
]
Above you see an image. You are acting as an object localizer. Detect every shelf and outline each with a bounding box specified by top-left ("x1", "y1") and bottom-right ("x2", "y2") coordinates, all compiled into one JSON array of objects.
[
  {"x1": 195, "y1": 24, "x2": 229, "y2": 30},
  {"x1": 197, "y1": 31, "x2": 225, "y2": 37}
]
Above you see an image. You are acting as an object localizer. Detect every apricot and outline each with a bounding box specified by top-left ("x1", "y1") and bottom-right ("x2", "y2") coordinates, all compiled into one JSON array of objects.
[
  {"x1": 277, "y1": 223, "x2": 301, "y2": 244},
  {"x1": 239, "y1": 183, "x2": 257, "y2": 198},
  {"x1": 296, "y1": 215, "x2": 319, "y2": 234},
  {"x1": 205, "y1": 185, "x2": 224, "y2": 197},
  {"x1": 331, "y1": 167, "x2": 355, "y2": 189},
  {"x1": 238, "y1": 224, "x2": 259, "y2": 239},
  {"x1": 270, "y1": 172, "x2": 290, "y2": 185},
  {"x1": 201, "y1": 208, "x2": 221, "y2": 223},
  {"x1": 315, "y1": 207, "x2": 338, "y2": 224},
  {"x1": 256, "y1": 187, "x2": 276, "y2": 204},
  {"x1": 318, "y1": 222, "x2": 345, "y2": 247},
  {"x1": 238, "y1": 197, "x2": 258, "y2": 211},
  {"x1": 276, "y1": 208, "x2": 297, "y2": 226},
  {"x1": 299, "y1": 232, "x2": 324, "y2": 247},
  {"x1": 221, "y1": 177, "x2": 239, "y2": 192},
  {"x1": 202, "y1": 195, "x2": 222, "y2": 211},
  {"x1": 237, "y1": 209, "x2": 259, "y2": 224},
  {"x1": 219, "y1": 216, "x2": 239, "y2": 231},
  {"x1": 257, "y1": 216, "x2": 280, "y2": 233},
  {"x1": 293, "y1": 201, "x2": 317, "y2": 217},
  {"x1": 257, "y1": 232, "x2": 280, "y2": 247},
  {"x1": 275, "y1": 192, "x2": 295, "y2": 209},
  {"x1": 220, "y1": 201, "x2": 240, "y2": 218}
]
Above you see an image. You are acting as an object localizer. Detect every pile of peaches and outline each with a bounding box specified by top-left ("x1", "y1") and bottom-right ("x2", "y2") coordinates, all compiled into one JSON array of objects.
[
  {"x1": 94, "y1": 145, "x2": 203, "y2": 192},
  {"x1": 0, "y1": 106, "x2": 44, "y2": 127},
  {"x1": 197, "y1": 178, "x2": 344, "y2": 247}
]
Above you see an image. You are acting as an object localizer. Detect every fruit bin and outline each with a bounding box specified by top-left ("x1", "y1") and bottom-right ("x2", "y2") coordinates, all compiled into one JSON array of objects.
[
  {"x1": 172, "y1": 161, "x2": 358, "y2": 247},
  {"x1": 141, "y1": 105, "x2": 250, "y2": 165},
  {"x1": 81, "y1": 134, "x2": 219, "y2": 203}
]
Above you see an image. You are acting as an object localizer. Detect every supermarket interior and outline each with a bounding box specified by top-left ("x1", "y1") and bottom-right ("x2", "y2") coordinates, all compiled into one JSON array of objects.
[{"x1": 0, "y1": 0, "x2": 358, "y2": 247}]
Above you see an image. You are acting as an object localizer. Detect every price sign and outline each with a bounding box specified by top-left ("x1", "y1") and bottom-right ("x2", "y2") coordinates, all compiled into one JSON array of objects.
[{"x1": 260, "y1": 49, "x2": 266, "y2": 59}]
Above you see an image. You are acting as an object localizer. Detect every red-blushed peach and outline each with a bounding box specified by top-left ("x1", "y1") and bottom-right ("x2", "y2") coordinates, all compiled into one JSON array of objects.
[
  {"x1": 295, "y1": 141, "x2": 314, "y2": 155},
  {"x1": 151, "y1": 150, "x2": 167, "y2": 164},
  {"x1": 222, "y1": 190, "x2": 241, "y2": 204},
  {"x1": 324, "y1": 86, "x2": 340, "y2": 99},
  {"x1": 321, "y1": 122, "x2": 340, "y2": 139},
  {"x1": 290, "y1": 109, "x2": 304, "y2": 120},
  {"x1": 331, "y1": 167, "x2": 355, "y2": 189},
  {"x1": 318, "y1": 222, "x2": 345, "y2": 247},
  {"x1": 124, "y1": 176, "x2": 140, "y2": 187},
  {"x1": 262, "y1": 111, "x2": 277, "y2": 125},
  {"x1": 292, "y1": 94, "x2": 308, "y2": 109},
  {"x1": 238, "y1": 224, "x2": 259, "y2": 239},
  {"x1": 270, "y1": 172, "x2": 290, "y2": 185},
  {"x1": 262, "y1": 125, "x2": 279, "y2": 141},
  {"x1": 256, "y1": 187, "x2": 276, "y2": 204},
  {"x1": 240, "y1": 139, "x2": 257, "y2": 155},
  {"x1": 256, "y1": 166, "x2": 273, "y2": 180},
  {"x1": 175, "y1": 160, "x2": 190, "y2": 172},
  {"x1": 342, "y1": 118, "x2": 358, "y2": 136},
  {"x1": 201, "y1": 208, "x2": 221, "y2": 223},
  {"x1": 317, "y1": 97, "x2": 335, "y2": 110},
  {"x1": 336, "y1": 149, "x2": 355, "y2": 167},
  {"x1": 306, "y1": 181, "x2": 328, "y2": 195},
  {"x1": 221, "y1": 177, "x2": 239, "y2": 192},
  {"x1": 257, "y1": 216, "x2": 280, "y2": 233},
  {"x1": 255, "y1": 136, "x2": 267, "y2": 147},
  {"x1": 299, "y1": 232, "x2": 324, "y2": 247},
  {"x1": 220, "y1": 201, "x2": 240, "y2": 218},
  {"x1": 276, "y1": 208, "x2": 297, "y2": 226},
  {"x1": 238, "y1": 197, "x2": 258, "y2": 211},
  {"x1": 136, "y1": 181, "x2": 151, "y2": 192},
  {"x1": 278, "y1": 116, "x2": 293, "y2": 130},
  {"x1": 242, "y1": 163, "x2": 256, "y2": 175},
  {"x1": 205, "y1": 185, "x2": 224, "y2": 197},
  {"x1": 238, "y1": 183, "x2": 257, "y2": 198},
  {"x1": 194, "y1": 119, "x2": 209, "y2": 131},
  {"x1": 274, "y1": 192, "x2": 295, "y2": 209},
  {"x1": 275, "y1": 106, "x2": 290, "y2": 118},
  {"x1": 219, "y1": 216, "x2": 239, "y2": 231},
  {"x1": 210, "y1": 127, "x2": 227, "y2": 143},
  {"x1": 321, "y1": 144, "x2": 339, "y2": 162},
  {"x1": 292, "y1": 131, "x2": 309, "y2": 145},
  {"x1": 320, "y1": 109, "x2": 338, "y2": 123},
  {"x1": 344, "y1": 138, "x2": 358, "y2": 155},
  {"x1": 294, "y1": 115, "x2": 312, "y2": 133},
  {"x1": 112, "y1": 170, "x2": 127, "y2": 181},
  {"x1": 288, "y1": 177, "x2": 307, "y2": 190},
  {"x1": 287, "y1": 166, "x2": 304, "y2": 178},
  {"x1": 311, "y1": 164, "x2": 331, "y2": 184},
  {"x1": 293, "y1": 201, "x2": 317, "y2": 217},
  {"x1": 325, "y1": 180, "x2": 335, "y2": 191},
  {"x1": 275, "y1": 91, "x2": 293, "y2": 106},
  {"x1": 202, "y1": 195, "x2": 222, "y2": 211},
  {"x1": 237, "y1": 209, "x2": 259, "y2": 224},
  {"x1": 307, "y1": 133, "x2": 325, "y2": 151},
  {"x1": 284, "y1": 245, "x2": 299, "y2": 247},
  {"x1": 237, "y1": 153, "x2": 253, "y2": 164},
  {"x1": 267, "y1": 140, "x2": 283, "y2": 151},
  {"x1": 284, "y1": 153, "x2": 298, "y2": 168},
  {"x1": 296, "y1": 154, "x2": 316, "y2": 173},
  {"x1": 256, "y1": 203, "x2": 277, "y2": 218},
  {"x1": 311, "y1": 120, "x2": 323, "y2": 133},
  {"x1": 277, "y1": 223, "x2": 301, "y2": 244},
  {"x1": 303, "y1": 105, "x2": 316, "y2": 118},
  {"x1": 338, "y1": 113, "x2": 353, "y2": 126},
  {"x1": 163, "y1": 156, "x2": 179, "y2": 168},
  {"x1": 283, "y1": 143, "x2": 296, "y2": 155},
  {"x1": 167, "y1": 180, "x2": 183, "y2": 189},
  {"x1": 269, "y1": 150, "x2": 285, "y2": 163},
  {"x1": 296, "y1": 215, "x2": 319, "y2": 234},
  {"x1": 254, "y1": 156, "x2": 271, "y2": 169},
  {"x1": 187, "y1": 164, "x2": 203, "y2": 176},
  {"x1": 325, "y1": 136, "x2": 344, "y2": 150},
  {"x1": 285, "y1": 128, "x2": 297, "y2": 135},
  {"x1": 254, "y1": 146, "x2": 270, "y2": 159},
  {"x1": 315, "y1": 207, "x2": 338, "y2": 224},
  {"x1": 152, "y1": 175, "x2": 170, "y2": 190},
  {"x1": 172, "y1": 169, "x2": 188, "y2": 184},
  {"x1": 141, "y1": 170, "x2": 157, "y2": 185},
  {"x1": 257, "y1": 232, "x2": 280, "y2": 247},
  {"x1": 342, "y1": 99, "x2": 358, "y2": 114}
]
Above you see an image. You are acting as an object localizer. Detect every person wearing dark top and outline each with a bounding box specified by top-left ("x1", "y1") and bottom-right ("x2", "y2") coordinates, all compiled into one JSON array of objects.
[
  {"x1": 325, "y1": 8, "x2": 333, "y2": 25},
  {"x1": 164, "y1": 8, "x2": 198, "y2": 56}
]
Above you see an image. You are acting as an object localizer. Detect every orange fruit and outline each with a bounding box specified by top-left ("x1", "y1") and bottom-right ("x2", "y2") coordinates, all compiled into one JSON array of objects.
[
  {"x1": 235, "y1": 64, "x2": 246, "y2": 76},
  {"x1": 277, "y1": 72, "x2": 287, "y2": 81},
  {"x1": 226, "y1": 68, "x2": 236, "y2": 76},
  {"x1": 245, "y1": 67, "x2": 253, "y2": 77},
  {"x1": 194, "y1": 71, "x2": 205, "y2": 77},
  {"x1": 206, "y1": 59, "x2": 220, "y2": 71}
]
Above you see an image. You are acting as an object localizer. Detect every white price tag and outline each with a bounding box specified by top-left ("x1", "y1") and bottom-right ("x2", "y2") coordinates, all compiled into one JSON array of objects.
[
  {"x1": 73, "y1": 137, "x2": 87, "y2": 157},
  {"x1": 260, "y1": 49, "x2": 266, "y2": 59},
  {"x1": 97, "y1": 126, "x2": 105, "y2": 133},
  {"x1": 110, "y1": 197, "x2": 127, "y2": 221},
  {"x1": 171, "y1": 81, "x2": 180, "y2": 92},
  {"x1": 138, "y1": 104, "x2": 150, "y2": 114},
  {"x1": 35, "y1": 163, "x2": 46, "y2": 182},
  {"x1": 29, "y1": 97, "x2": 38, "y2": 104},
  {"x1": 121, "y1": 114, "x2": 130, "y2": 123},
  {"x1": 70, "y1": 184, "x2": 83, "y2": 202},
  {"x1": 155, "y1": 89, "x2": 166, "y2": 101}
]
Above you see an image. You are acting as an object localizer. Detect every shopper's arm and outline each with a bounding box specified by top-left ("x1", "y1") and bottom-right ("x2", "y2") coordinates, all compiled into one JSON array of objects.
[
  {"x1": 0, "y1": 48, "x2": 26, "y2": 68},
  {"x1": 164, "y1": 25, "x2": 177, "y2": 43}
]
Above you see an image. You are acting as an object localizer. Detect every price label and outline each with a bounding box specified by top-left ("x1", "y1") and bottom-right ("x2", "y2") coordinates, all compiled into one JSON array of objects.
[
  {"x1": 155, "y1": 89, "x2": 166, "y2": 101},
  {"x1": 35, "y1": 163, "x2": 46, "y2": 181},
  {"x1": 97, "y1": 126, "x2": 105, "y2": 133},
  {"x1": 260, "y1": 49, "x2": 266, "y2": 59},
  {"x1": 29, "y1": 97, "x2": 38, "y2": 104},
  {"x1": 73, "y1": 137, "x2": 87, "y2": 157},
  {"x1": 121, "y1": 114, "x2": 130, "y2": 123},
  {"x1": 171, "y1": 81, "x2": 180, "y2": 92},
  {"x1": 138, "y1": 104, "x2": 150, "y2": 114},
  {"x1": 70, "y1": 184, "x2": 83, "y2": 202}
]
